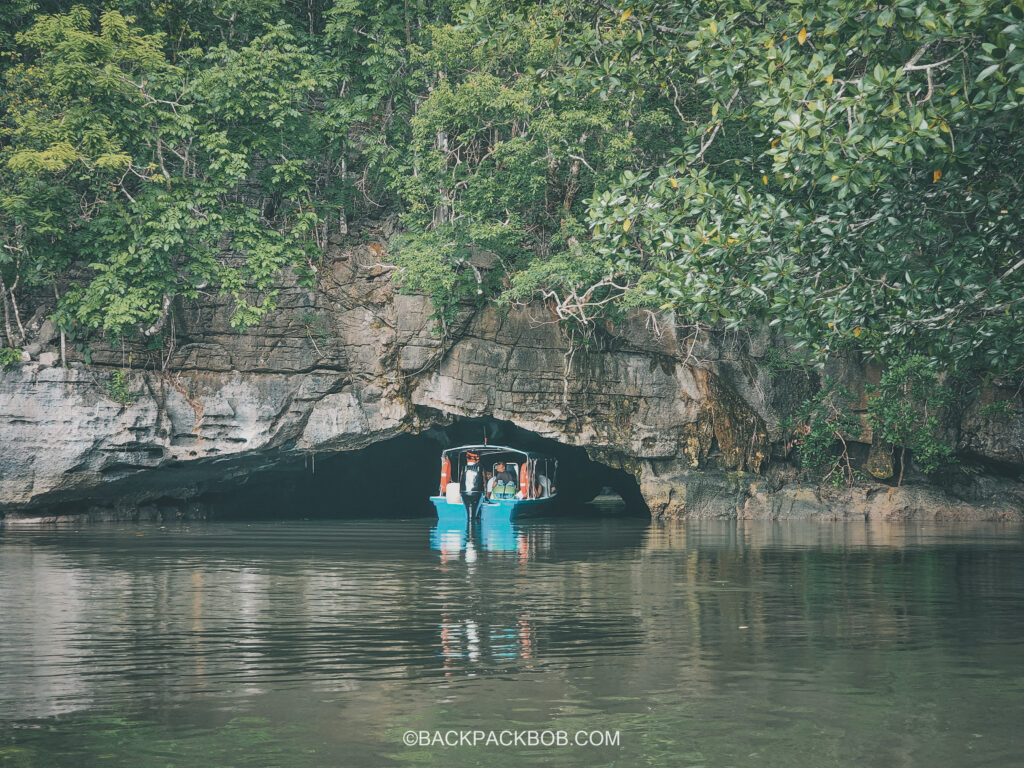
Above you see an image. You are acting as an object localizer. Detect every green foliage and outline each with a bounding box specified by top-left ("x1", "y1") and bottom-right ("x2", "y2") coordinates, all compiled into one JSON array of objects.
[
  {"x1": 1, "y1": 5, "x2": 332, "y2": 340},
  {"x1": 761, "y1": 346, "x2": 809, "y2": 376},
  {"x1": 299, "y1": 311, "x2": 331, "y2": 337},
  {"x1": 0, "y1": 0, "x2": 1021, "y2": 381},
  {"x1": 386, "y1": 4, "x2": 675, "y2": 334},
  {"x1": 573, "y1": 0, "x2": 1024, "y2": 375},
  {"x1": 867, "y1": 355, "x2": 955, "y2": 483},
  {"x1": 298, "y1": 310, "x2": 333, "y2": 354},
  {"x1": 387, "y1": 0, "x2": 1024, "y2": 374},
  {"x1": 0, "y1": 346, "x2": 21, "y2": 369},
  {"x1": 978, "y1": 399, "x2": 1017, "y2": 418},
  {"x1": 390, "y1": 230, "x2": 494, "y2": 333},
  {"x1": 784, "y1": 381, "x2": 862, "y2": 487},
  {"x1": 106, "y1": 368, "x2": 132, "y2": 405}
]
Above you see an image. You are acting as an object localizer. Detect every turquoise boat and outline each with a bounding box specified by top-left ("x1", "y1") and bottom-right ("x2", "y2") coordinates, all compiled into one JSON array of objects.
[{"x1": 431, "y1": 444, "x2": 558, "y2": 520}]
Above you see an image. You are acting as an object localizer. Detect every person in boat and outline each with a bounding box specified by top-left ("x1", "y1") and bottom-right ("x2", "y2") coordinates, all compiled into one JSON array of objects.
[
  {"x1": 461, "y1": 452, "x2": 485, "y2": 519},
  {"x1": 533, "y1": 472, "x2": 553, "y2": 499},
  {"x1": 487, "y1": 461, "x2": 517, "y2": 500}
]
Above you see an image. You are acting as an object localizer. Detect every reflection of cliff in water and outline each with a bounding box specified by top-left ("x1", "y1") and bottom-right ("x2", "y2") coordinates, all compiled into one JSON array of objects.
[
  {"x1": 603, "y1": 520, "x2": 1024, "y2": 703},
  {"x1": 1, "y1": 519, "x2": 1022, "y2": 734}
]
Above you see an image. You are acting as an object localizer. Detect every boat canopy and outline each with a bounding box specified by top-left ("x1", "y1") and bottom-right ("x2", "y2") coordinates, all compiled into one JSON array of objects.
[{"x1": 439, "y1": 444, "x2": 548, "y2": 461}]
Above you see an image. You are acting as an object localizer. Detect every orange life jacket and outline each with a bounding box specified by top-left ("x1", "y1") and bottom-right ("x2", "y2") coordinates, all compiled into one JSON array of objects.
[{"x1": 439, "y1": 457, "x2": 451, "y2": 494}]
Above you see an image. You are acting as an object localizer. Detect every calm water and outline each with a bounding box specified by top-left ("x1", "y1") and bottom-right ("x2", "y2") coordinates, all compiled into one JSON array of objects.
[{"x1": 1, "y1": 516, "x2": 1023, "y2": 767}]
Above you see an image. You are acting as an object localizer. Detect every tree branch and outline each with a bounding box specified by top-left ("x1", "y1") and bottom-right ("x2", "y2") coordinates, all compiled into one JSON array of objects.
[
  {"x1": 141, "y1": 294, "x2": 173, "y2": 337},
  {"x1": 693, "y1": 89, "x2": 740, "y2": 164}
]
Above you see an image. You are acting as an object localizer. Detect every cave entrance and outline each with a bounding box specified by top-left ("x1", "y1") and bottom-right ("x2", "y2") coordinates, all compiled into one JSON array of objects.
[{"x1": 204, "y1": 418, "x2": 649, "y2": 519}]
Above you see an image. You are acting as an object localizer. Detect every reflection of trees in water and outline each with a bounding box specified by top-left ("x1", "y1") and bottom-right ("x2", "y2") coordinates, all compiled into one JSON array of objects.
[
  {"x1": 608, "y1": 520, "x2": 1024, "y2": 700},
  {"x1": 2, "y1": 520, "x2": 1023, "y2": 727}
]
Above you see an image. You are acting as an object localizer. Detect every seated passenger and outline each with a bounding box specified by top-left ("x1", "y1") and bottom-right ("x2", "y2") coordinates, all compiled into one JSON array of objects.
[
  {"x1": 487, "y1": 461, "x2": 517, "y2": 500},
  {"x1": 533, "y1": 473, "x2": 553, "y2": 498}
]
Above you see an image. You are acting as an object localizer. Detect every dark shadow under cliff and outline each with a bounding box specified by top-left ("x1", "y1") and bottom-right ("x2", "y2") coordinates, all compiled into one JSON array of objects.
[
  {"x1": 202, "y1": 417, "x2": 649, "y2": 520},
  {"x1": 5, "y1": 417, "x2": 649, "y2": 522}
]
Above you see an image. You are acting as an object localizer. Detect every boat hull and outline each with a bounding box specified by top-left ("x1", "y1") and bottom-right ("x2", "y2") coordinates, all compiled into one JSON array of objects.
[{"x1": 431, "y1": 495, "x2": 557, "y2": 520}]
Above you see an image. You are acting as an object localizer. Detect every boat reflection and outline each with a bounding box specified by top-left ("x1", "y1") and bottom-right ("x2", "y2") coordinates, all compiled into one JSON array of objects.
[
  {"x1": 430, "y1": 513, "x2": 539, "y2": 671},
  {"x1": 438, "y1": 611, "x2": 535, "y2": 675},
  {"x1": 430, "y1": 512, "x2": 528, "y2": 561}
]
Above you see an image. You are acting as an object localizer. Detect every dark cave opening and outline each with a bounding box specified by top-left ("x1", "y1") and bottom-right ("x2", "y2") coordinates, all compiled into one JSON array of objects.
[{"x1": 204, "y1": 417, "x2": 650, "y2": 520}]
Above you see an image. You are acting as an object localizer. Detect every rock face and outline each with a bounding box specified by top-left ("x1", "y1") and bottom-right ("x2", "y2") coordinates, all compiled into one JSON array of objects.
[{"x1": 1, "y1": 236, "x2": 1022, "y2": 521}]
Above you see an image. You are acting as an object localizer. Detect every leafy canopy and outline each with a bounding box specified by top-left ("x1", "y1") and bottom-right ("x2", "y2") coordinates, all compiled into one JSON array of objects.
[
  {"x1": 574, "y1": 0, "x2": 1024, "y2": 374},
  {"x1": 0, "y1": 0, "x2": 1021, "y2": 383},
  {"x1": 1, "y1": 3, "x2": 347, "y2": 337}
]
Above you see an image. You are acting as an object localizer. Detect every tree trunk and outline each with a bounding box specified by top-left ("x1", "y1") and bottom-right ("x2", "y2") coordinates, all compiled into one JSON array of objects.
[
  {"x1": 433, "y1": 130, "x2": 449, "y2": 226},
  {"x1": 54, "y1": 284, "x2": 66, "y2": 367},
  {"x1": 142, "y1": 294, "x2": 173, "y2": 337},
  {"x1": 0, "y1": 277, "x2": 13, "y2": 347},
  {"x1": 5, "y1": 275, "x2": 25, "y2": 345}
]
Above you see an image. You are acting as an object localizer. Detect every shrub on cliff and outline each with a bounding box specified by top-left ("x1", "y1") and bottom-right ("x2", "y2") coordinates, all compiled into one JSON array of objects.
[
  {"x1": 0, "y1": 346, "x2": 21, "y2": 370},
  {"x1": 867, "y1": 355, "x2": 955, "y2": 485},
  {"x1": 784, "y1": 381, "x2": 863, "y2": 487}
]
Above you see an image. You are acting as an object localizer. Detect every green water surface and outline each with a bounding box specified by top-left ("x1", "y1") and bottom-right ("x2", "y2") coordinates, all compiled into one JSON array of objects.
[{"x1": 1, "y1": 518, "x2": 1022, "y2": 767}]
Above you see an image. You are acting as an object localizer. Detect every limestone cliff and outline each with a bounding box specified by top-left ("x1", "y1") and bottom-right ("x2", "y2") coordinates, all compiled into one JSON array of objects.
[{"x1": 1, "y1": 236, "x2": 1022, "y2": 521}]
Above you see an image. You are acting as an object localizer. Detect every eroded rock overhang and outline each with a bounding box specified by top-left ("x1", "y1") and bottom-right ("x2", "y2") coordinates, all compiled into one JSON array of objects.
[{"x1": 1, "y1": 243, "x2": 1022, "y2": 521}]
